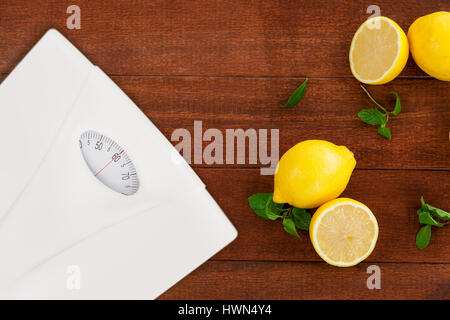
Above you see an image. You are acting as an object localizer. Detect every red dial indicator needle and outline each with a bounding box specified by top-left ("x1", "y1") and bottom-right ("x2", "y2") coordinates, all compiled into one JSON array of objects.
[{"x1": 94, "y1": 150, "x2": 124, "y2": 177}]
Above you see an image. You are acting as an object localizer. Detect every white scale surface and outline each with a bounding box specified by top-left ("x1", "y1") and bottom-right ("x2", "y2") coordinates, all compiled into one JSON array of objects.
[{"x1": 0, "y1": 29, "x2": 237, "y2": 299}]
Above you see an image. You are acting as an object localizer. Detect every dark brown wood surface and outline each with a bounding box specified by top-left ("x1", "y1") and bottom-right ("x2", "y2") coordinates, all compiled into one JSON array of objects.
[
  {"x1": 0, "y1": 0, "x2": 449, "y2": 299},
  {"x1": 158, "y1": 261, "x2": 449, "y2": 299}
]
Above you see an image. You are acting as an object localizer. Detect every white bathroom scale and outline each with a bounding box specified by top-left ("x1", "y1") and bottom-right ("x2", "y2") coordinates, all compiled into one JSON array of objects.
[{"x1": 0, "y1": 29, "x2": 237, "y2": 299}]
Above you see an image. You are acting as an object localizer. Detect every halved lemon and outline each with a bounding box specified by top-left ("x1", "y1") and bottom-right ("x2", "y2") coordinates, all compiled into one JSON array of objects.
[
  {"x1": 349, "y1": 16, "x2": 409, "y2": 84},
  {"x1": 309, "y1": 198, "x2": 378, "y2": 267}
]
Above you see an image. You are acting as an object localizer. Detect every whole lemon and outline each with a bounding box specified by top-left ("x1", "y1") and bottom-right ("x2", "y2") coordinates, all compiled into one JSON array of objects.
[
  {"x1": 273, "y1": 140, "x2": 356, "y2": 209},
  {"x1": 407, "y1": 11, "x2": 450, "y2": 81}
]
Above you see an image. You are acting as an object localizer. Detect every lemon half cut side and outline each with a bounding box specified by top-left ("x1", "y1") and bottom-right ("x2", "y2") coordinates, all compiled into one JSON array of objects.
[
  {"x1": 349, "y1": 16, "x2": 409, "y2": 84},
  {"x1": 310, "y1": 198, "x2": 379, "y2": 267}
]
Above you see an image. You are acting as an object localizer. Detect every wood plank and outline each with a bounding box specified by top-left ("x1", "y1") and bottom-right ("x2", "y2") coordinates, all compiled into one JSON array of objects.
[
  {"x1": 1, "y1": 0, "x2": 448, "y2": 301},
  {"x1": 158, "y1": 261, "x2": 450, "y2": 299},
  {"x1": 194, "y1": 168, "x2": 450, "y2": 263},
  {"x1": 1, "y1": 0, "x2": 449, "y2": 77},
  {"x1": 112, "y1": 76, "x2": 450, "y2": 170},
  {"x1": 1, "y1": 75, "x2": 446, "y2": 169}
]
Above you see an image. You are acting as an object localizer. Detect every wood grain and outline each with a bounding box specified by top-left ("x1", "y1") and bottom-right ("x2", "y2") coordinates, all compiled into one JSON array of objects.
[
  {"x1": 159, "y1": 261, "x2": 450, "y2": 299},
  {"x1": 195, "y1": 168, "x2": 450, "y2": 263},
  {"x1": 0, "y1": 0, "x2": 449, "y2": 77},
  {"x1": 3, "y1": 74, "x2": 446, "y2": 169},
  {"x1": 111, "y1": 76, "x2": 450, "y2": 170},
  {"x1": 1, "y1": 0, "x2": 449, "y2": 300}
]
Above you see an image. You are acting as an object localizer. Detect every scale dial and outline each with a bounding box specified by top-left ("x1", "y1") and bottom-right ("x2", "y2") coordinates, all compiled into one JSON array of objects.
[{"x1": 79, "y1": 130, "x2": 139, "y2": 196}]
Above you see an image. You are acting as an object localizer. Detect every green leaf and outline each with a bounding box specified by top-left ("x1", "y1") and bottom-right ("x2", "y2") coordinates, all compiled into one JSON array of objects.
[
  {"x1": 425, "y1": 208, "x2": 450, "y2": 222},
  {"x1": 428, "y1": 206, "x2": 450, "y2": 221},
  {"x1": 417, "y1": 208, "x2": 443, "y2": 227},
  {"x1": 282, "y1": 217, "x2": 300, "y2": 238},
  {"x1": 248, "y1": 193, "x2": 271, "y2": 219},
  {"x1": 420, "y1": 197, "x2": 450, "y2": 221},
  {"x1": 358, "y1": 108, "x2": 387, "y2": 126},
  {"x1": 391, "y1": 91, "x2": 401, "y2": 115},
  {"x1": 420, "y1": 196, "x2": 425, "y2": 207},
  {"x1": 265, "y1": 195, "x2": 285, "y2": 220},
  {"x1": 291, "y1": 207, "x2": 312, "y2": 231},
  {"x1": 416, "y1": 225, "x2": 431, "y2": 250},
  {"x1": 281, "y1": 78, "x2": 308, "y2": 109},
  {"x1": 377, "y1": 126, "x2": 391, "y2": 140},
  {"x1": 248, "y1": 193, "x2": 281, "y2": 220}
]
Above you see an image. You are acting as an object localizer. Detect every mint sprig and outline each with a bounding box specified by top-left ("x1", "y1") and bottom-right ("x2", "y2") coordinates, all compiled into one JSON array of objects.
[
  {"x1": 415, "y1": 197, "x2": 450, "y2": 250},
  {"x1": 248, "y1": 193, "x2": 311, "y2": 238},
  {"x1": 358, "y1": 84, "x2": 401, "y2": 140},
  {"x1": 281, "y1": 78, "x2": 308, "y2": 109}
]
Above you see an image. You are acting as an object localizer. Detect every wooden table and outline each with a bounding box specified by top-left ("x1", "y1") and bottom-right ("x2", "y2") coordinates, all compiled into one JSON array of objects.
[{"x1": 1, "y1": 0, "x2": 449, "y2": 300}]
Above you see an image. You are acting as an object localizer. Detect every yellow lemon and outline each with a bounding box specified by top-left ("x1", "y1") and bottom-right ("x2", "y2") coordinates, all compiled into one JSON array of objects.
[
  {"x1": 349, "y1": 16, "x2": 409, "y2": 84},
  {"x1": 273, "y1": 140, "x2": 356, "y2": 209},
  {"x1": 408, "y1": 11, "x2": 450, "y2": 81},
  {"x1": 309, "y1": 198, "x2": 378, "y2": 267}
]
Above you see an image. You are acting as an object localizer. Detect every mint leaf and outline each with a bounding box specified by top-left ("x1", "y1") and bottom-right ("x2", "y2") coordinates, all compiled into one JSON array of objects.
[
  {"x1": 378, "y1": 126, "x2": 391, "y2": 140},
  {"x1": 414, "y1": 197, "x2": 449, "y2": 250},
  {"x1": 291, "y1": 207, "x2": 312, "y2": 231},
  {"x1": 248, "y1": 193, "x2": 270, "y2": 218},
  {"x1": 418, "y1": 208, "x2": 443, "y2": 227},
  {"x1": 358, "y1": 109, "x2": 387, "y2": 126},
  {"x1": 248, "y1": 193, "x2": 280, "y2": 220},
  {"x1": 282, "y1": 217, "x2": 300, "y2": 238},
  {"x1": 281, "y1": 78, "x2": 308, "y2": 109},
  {"x1": 420, "y1": 197, "x2": 450, "y2": 221},
  {"x1": 416, "y1": 225, "x2": 431, "y2": 250},
  {"x1": 359, "y1": 85, "x2": 401, "y2": 140},
  {"x1": 265, "y1": 196, "x2": 284, "y2": 220},
  {"x1": 428, "y1": 206, "x2": 450, "y2": 221},
  {"x1": 391, "y1": 91, "x2": 401, "y2": 115}
]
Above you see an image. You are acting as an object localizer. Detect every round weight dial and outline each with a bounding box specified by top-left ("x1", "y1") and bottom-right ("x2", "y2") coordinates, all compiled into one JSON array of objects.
[{"x1": 79, "y1": 130, "x2": 139, "y2": 196}]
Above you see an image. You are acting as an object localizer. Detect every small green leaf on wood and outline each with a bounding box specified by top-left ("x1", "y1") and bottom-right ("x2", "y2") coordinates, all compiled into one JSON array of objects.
[
  {"x1": 358, "y1": 109, "x2": 387, "y2": 125},
  {"x1": 281, "y1": 78, "x2": 308, "y2": 109},
  {"x1": 283, "y1": 217, "x2": 300, "y2": 238},
  {"x1": 265, "y1": 195, "x2": 285, "y2": 220},
  {"x1": 420, "y1": 197, "x2": 450, "y2": 221},
  {"x1": 248, "y1": 193, "x2": 281, "y2": 220},
  {"x1": 377, "y1": 126, "x2": 391, "y2": 140},
  {"x1": 418, "y1": 209, "x2": 443, "y2": 227},
  {"x1": 420, "y1": 196, "x2": 426, "y2": 207},
  {"x1": 291, "y1": 207, "x2": 312, "y2": 231},
  {"x1": 391, "y1": 91, "x2": 401, "y2": 115},
  {"x1": 416, "y1": 225, "x2": 431, "y2": 250}
]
